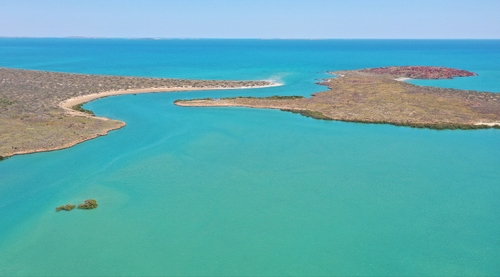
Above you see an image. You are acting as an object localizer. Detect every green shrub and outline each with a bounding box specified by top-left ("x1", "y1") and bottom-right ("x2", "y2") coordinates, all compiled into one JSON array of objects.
[
  {"x1": 281, "y1": 109, "x2": 498, "y2": 130},
  {"x1": 72, "y1": 104, "x2": 94, "y2": 115},
  {"x1": 281, "y1": 109, "x2": 331, "y2": 120},
  {"x1": 77, "y1": 199, "x2": 98, "y2": 210},
  {"x1": 55, "y1": 204, "x2": 76, "y2": 212}
]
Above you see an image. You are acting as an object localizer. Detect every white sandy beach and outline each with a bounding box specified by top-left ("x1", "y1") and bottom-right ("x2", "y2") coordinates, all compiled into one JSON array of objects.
[{"x1": 60, "y1": 83, "x2": 280, "y2": 118}]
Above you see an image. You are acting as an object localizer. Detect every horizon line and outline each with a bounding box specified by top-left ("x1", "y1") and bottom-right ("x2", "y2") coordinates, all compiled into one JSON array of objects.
[{"x1": 1, "y1": 36, "x2": 500, "y2": 40}]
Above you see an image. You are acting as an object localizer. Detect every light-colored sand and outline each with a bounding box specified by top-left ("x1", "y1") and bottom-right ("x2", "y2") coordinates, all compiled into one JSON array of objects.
[
  {"x1": 475, "y1": 122, "x2": 500, "y2": 126},
  {"x1": 395, "y1": 77, "x2": 412, "y2": 82},
  {"x1": 60, "y1": 83, "x2": 280, "y2": 118},
  {"x1": 0, "y1": 84, "x2": 280, "y2": 158}
]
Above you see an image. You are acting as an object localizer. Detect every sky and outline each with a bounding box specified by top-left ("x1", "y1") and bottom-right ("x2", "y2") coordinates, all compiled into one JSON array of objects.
[{"x1": 1, "y1": 0, "x2": 499, "y2": 39}]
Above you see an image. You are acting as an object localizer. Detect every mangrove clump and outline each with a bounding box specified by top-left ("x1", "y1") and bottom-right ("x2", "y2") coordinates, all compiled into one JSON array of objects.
[
  {"x1": 72, "y1": 103, "x2": 95, "y2": 115},
  {"x1": 77, "y1": 199, "x2": 98, "y2": 210},
  {"x1": 281, "y1": 109, "x2": 331, "y2": 120},
  {"x1": 55, "y1": 204, "x2": 76, "y2": 212}
]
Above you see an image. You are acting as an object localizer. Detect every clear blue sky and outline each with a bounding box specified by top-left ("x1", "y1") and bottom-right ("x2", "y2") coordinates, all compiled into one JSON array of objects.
[{"x1": 1, "y1": 0, "x2": 499, "y2": 38}]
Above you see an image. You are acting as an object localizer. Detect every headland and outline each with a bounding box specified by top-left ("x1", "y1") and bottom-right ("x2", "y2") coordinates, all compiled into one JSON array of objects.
[
  {"x1": 0, "y1": 68, "x2": 274, "y2": 158},
  {"x1": 175, "y1": 66, "x2": 500, "y2": 130}
]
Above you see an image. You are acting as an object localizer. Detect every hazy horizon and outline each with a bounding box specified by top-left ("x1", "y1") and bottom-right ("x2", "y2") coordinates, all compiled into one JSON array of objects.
[
  {"x1": 2, "y1": 0, "x2": 499, "y2": 39},
  {"x1": 2, "y1": 37, "x2": 500, "y2": 40}
]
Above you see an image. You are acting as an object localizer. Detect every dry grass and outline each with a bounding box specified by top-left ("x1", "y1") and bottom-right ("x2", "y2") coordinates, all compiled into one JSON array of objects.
[
  {"x1": 176, "y1": 68, "x2": 500, "y2": 130},
  {"x1": 0, "y1": 68, "x2": 271, "y2": 157}
]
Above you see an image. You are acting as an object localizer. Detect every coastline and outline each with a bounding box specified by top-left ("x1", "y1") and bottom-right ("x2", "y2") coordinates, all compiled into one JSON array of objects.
[
  {"x1": 395, "y1": 77, "x2": 412, "y2": 82},
  {"x1": 175, "y1": 67, "x2": 500, "y2": 130},
  {"x1": 3, "y1": 83, "x2": 279, "y2": 159},
  {"x1": 475, "y1": 122, "x2": 500, "y2": 127},
  {"x1": 175, "y1": 101, "x2": 500, "y2": 128},
  {"x1": 2, "y1": 122, "x2": 126, "y2": 158},
  {"x1": 59, "y1": 84, "x2": 281, "y2": 118}
]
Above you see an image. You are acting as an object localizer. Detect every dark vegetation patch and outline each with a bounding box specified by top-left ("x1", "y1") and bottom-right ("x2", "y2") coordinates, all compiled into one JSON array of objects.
[
  {"x1": 77, "y1": 199, "x2": 98, "y2": 210},
  {"x1": 72, "y1": 104, "x2": 95, "y2": 115},
  {"x1": 0, "y1": 96, "x2": 14, "y2": 107},
  {"x1": 281, "y1": 109, "x2": 331, "y2": 120},
  {"x1": 282, "y1": 109, "x2": 498, "y2": 130},
  {"x1": 56, "y1": 204, "x2": 76, "y2": 212}
]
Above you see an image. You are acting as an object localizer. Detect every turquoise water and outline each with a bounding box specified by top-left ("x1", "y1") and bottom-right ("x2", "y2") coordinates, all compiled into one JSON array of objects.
[{"x1": 0, "y1": 39, "x2": 499, "y2": 276}]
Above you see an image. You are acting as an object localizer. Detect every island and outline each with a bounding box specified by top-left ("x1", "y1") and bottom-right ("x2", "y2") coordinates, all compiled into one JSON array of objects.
[
  {"x1": 55, "y1": 204, "x2": 76, "y2": 212},
  {"x1": 77, "y1": 199, "x2": 98, "y2": 210},
  {"x1": 175, "y1": 66, "x2": 500, "y2": 130},
  {"x1": 0, "y1": 68, "x2": 274, "y2": 158}
]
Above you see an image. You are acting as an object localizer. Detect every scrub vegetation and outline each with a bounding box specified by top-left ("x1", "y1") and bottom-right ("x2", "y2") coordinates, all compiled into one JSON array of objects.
[
  {"x1": 176, "y1": 66, "x2": 500, "y2": 130},
  {"x1": 0, "y1": 67, "x2": 271, "y2": 157}
]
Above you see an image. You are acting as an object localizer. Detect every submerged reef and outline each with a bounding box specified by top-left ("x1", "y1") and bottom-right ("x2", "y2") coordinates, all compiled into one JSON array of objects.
[{"x1": 175, "y1": 66, "x2": 500, "y2": 130}]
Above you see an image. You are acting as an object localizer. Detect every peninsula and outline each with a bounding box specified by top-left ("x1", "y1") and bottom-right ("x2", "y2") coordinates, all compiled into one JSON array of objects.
[
  {"x1": 0, "y1": 68, "x2": 274, "y2": 158},
  {"x1": 175, "y1": 66, "x2": 500, "y2": 130}
]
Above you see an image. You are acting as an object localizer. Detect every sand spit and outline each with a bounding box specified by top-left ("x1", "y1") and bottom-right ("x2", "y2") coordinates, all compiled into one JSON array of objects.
[
  {"x1": 475, "y1": 122, "x2": 500, "y2": 127},
  {"x1": 0, "y1": 68, "x2": 276, "y2": 158},
  {"x1": 176, "y1": 66, "x2": 500, "y2": 130},
  {"x1": 59, "y1": 84, "x2": 280, "y2": 118},
  {"x1": 395, "y1": 77, "x2": 412, "y2": 82}
]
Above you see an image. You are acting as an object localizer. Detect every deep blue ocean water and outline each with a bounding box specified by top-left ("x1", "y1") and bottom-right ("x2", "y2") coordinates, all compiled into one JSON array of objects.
[{"x1": 0, "y1": 39, "x2": 499, "y2": 276}]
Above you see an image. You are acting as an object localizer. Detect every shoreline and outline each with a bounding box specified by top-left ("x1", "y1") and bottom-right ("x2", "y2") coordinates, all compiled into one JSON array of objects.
[
  {"x1": 395, "y1": 77, "x2": 412, "y2": 82},
  {"x1": 3, "y1": 83, "x2": 279, "y2": 159},
  {"x1": 174, "y1": 67, "x2": 500, "y2": 130},
  {"x1": 175, "y1": 101, "x2": 500, "y2": 128},
  {"x1": 2, "y1": 122, "x2": 126, "y2": 159},
  {"x1": 474, "y1": 122, "x2": 500, "y2": 127},
  {"x1": 59, "y1": 83, "x2": 280, "y2": 118}
]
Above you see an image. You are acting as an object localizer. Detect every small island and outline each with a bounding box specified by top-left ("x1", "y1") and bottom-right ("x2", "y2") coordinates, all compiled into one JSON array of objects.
[
  {"x1": 77, "y1": 199, "x2": 98, "y2": 210},
  {"x1": 55, "y1": 199, "x2": 98, "y2": 212},
  {"x1": 0, "y1": 68, "x2": 274, "y2": 158},
  {"x1": 175, "y1": 66, "x2": 500, "y2": 130},
  {"x1": 55, "y1": 204, "x2": 76, "y2": 212}
]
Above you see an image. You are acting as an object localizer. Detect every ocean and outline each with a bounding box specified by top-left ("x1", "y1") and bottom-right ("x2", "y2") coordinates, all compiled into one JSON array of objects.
[{"x1": 0, "y1": 39, "x2": 499, "y2": 276}]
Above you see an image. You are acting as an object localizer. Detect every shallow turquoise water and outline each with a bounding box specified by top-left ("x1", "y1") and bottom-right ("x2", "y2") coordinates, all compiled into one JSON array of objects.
[{"x1": 0, "y1": 39, "x2": 499, "y2": 276}]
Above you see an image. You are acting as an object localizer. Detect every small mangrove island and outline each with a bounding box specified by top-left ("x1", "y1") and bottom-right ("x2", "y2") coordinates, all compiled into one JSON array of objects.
[
  {"x1": 55, "y1": 204, "x2": 76, "y2": 212},
  {"x1": 77, "y1": 199, "x2": 98, "y2": 210},
  {"x1": 0, "y1": 68, "x2": 273, "y2": 158},
  {"x1": 55, "y1": 199, "x2": 98, "y2": 212},
  {"x1": 175, "y1": 66, "x2": 500, "y2": 130}
]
